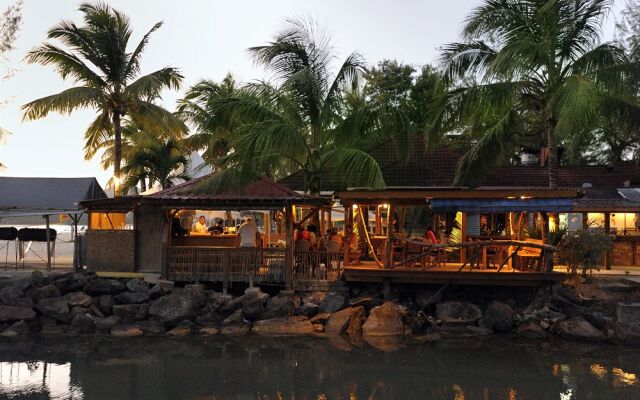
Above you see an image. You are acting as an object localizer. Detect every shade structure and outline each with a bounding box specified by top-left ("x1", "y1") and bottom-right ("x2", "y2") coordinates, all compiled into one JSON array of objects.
[{"x1": 430, "y1": 198, "x2": 575, "y2": 213}]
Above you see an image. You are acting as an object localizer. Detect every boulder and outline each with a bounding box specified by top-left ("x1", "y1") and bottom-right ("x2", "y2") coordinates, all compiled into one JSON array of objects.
[
  {"x1": 349, "y1": 296, "x2": 384, "y2": 311},
  {"x1": 252, "y1": 316, "x2": 315, "y2": 335},
  {"x1": 222, "y1": 309, "x2": 245, "y2": 325},
  {"x1": 108, "y1": 280, "x2": 126, "y2": 294},
  {"x1": 325, "y1": 308, "x2": 353, "y2": 336},
  {"x1": 166, "y1": 326, "x2": 191, "y2": 337},
  {"x1": 221, "y1": 309, "x2": 250, "y2": 335},
  {"x1": 0, "y1": 285, "x2": 32, "y2": 307},
  {"x1": 303, "y1": 291, "x2": 326, "y2": 305},
  {"x1": 41, "y1": 325, "x2": 66, "y2": 336},
  {"x1": 148, "y1": 284, "x2": 170, "y2": 300},
  {"x1": 89, "y1": 305, "x2": 105, "y2": 318},
  {"x1": 126, "y1": 278, "x2": 149, "y2": 294},
  {"x1": 112, "y1": 304, "x2": 149, "y2": 323},
  {"x1": 111, "y1": 325, "x2": 144, "y2": 337},
  {"x1": 195, "y1": 313, "x2": 222, "y2": 327},
  {"x1": 138, "y1": 318, "x2": 166, "y2": 335},
  {"x1": 114, "y1": 292, "x2": 150, "y2": 305},
  {"x1": 530, "y1": 307, "x2": 567, "y2": 323},
  {"x1": 242, "y1": 295, "x2": 266, "y2": 321},
  {"x1": 1, "y1": 320, "x2": 28, "y2": 336},
  {"x1": 263, "y1": 292, "x2": 300, "y2": 319},
  {"x1": 38, "y1": 315, "x2": 57, "y2": 329},
  {"x1": 84, "y1": 279, "x2": 112, "y2": 296},
  {"x1": 149, "y1": 293, "x2": 199, "y2": 325},
  {"x1": 296, "y1": 303, "x2": 319, "y2": 318},
  {"x1": 95, "y1": 315, "x2": 120, "y2": 332},
  {"x1": 319, "y1": 291, "x2": 347, "y2": 313},
  {"x1": 67, "y1": 291, "x2": 93, "y2": 308},
  {"x1": 436, "y1": 301, "x2": 482, "y2": 326},
  {"x1": 207, "y1": 292, "x2": 232, "y2": 312},
  {"x1": 199, "y1": 327, "x2": 220, "y2": 336},
  {"x1": 403, "y1": 311, "x2": 430, "y2": 335},
  {"x1": 616, "y1": 302, "x2": 640, "y2": 325},
  {"x1": 52, "y1": 273, "x2": 88, "y2": 294},
  {"x1": 479, "y1": 302, "x2": 514, "y2": 332},
  {"x1": 310, "y1": 313, "x2": 331, "y2": 325},
  {"x1": 37, "y1": 297, "x2": 70, "y2": 322},
  {"x1": 31, "y1": 284, "x2": 61, "y2": 301},
  {"x1": 346, "y1": 307, "x2": 366, "y2": 336},
  {"x1": 547, "y1": 292, "x2": 584, "y2": 318},
  {"x1": 466, "y1": 326, "x2": 492, "y2": 336},
  {"x1": 70, "y1": 306, "x2": 90, "y2": 318},
  {"x1": 516, "y1": 319, "x2": 547, "y2": 340},
  {"x1": 69, "y1": 314, "x2": 96, "y2": 334},
  {"x1": 551, "y1": 317, "x2": 605, "y2": 341},
  {"x1": 362, "y1": 302, "x2": 405, "y2": 336},
  {"x1": 0, "y1": 305, "x2": 36, "y2": 322},
  {"x1": 96, "y1": 295, "x2": 113, "y2": 315}
]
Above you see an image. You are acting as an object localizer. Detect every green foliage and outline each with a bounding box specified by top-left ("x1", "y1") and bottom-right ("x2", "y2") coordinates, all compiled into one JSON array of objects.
[
  {"x1": 560, "y1": 230, "x2": 614, "y2": 276},
  {"x1": 22, "y1": 2, "x2": 186, "y2": 188}
]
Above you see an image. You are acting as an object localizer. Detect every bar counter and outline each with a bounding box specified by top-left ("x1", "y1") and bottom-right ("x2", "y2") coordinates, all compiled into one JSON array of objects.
[{"x1": 171, "y1": 233, "x2": 238, "y2": 248}]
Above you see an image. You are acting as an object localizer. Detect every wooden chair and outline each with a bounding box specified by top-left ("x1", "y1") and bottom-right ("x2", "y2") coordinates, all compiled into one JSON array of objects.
[{"x1": 517, "y1": 239, "x2": 543, "y2": 271}]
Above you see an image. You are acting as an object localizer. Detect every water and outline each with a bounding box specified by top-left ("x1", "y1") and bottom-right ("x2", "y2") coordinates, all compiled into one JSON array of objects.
[{"x1": 0, "y1": 335, "x2": 637, "y2": 400}]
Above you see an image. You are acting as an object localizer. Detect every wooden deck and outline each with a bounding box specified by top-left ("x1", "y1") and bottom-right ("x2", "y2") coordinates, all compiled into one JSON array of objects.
[{"x1": 342, "y1": 262, "x2": 566, "y2": 286}]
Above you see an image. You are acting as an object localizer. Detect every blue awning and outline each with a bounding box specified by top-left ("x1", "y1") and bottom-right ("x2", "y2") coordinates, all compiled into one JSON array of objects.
[{"x1": 430, "y1": 198, "x2": 575, "y2": 213}]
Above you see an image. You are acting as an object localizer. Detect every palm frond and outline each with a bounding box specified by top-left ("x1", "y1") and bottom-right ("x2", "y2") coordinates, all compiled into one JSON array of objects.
[{"x1": 22, "y1": 86, "x2": 104, "y2": 121}]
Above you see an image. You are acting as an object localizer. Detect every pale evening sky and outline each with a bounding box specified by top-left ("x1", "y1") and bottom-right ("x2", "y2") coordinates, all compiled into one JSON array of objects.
[{"x1": 0, "y1": 0, "x2": 623, "y2": 187}]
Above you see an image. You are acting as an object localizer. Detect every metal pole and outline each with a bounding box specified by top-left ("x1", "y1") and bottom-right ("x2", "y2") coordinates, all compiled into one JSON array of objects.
[{"x1": 44, "y1": 215, "x2": 51, "y2": 271}]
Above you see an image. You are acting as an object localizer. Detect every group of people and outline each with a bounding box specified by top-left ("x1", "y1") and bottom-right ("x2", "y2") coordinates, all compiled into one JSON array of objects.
[
  {"x1": 192, "y1": 215, "x2": 225, "y2": 235},
  {"x1": 295, "y1": 223, "x2": 358, "y2": 252},
  {"x1": 192, "y1": 215, "x2": 261, "y2": 247}
]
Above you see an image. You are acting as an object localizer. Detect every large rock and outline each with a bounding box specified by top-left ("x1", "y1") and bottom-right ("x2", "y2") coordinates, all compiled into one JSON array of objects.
[
  {"x1": 84, "y1": 279, "x2": 111, "y2": 296},
  {"x1": 112, "y1": 304, "x2": 149, "y2": 323},
  {"x1": 614, "y1": 322, "x2": 640, "y2": 344},
  {"x1": 516, "y1": 319, "x2": 547, "y2": 339},
  {"x1": 303, "y1": 291, "x2": 326, "y2": 305},
  {"x1": 0, "y1": 305, "x2": 36, "y2": 322},
  {"x1": 325, "y1": 308, "x2": 353, "y2": 335},
  {"x1": 349, "y1": 296, "x2": 384, "y2": 312},
  {"x1": 479, "y1": 302, "x2": 514, "y2": 332},
  {"x1": 0, "y1": 286, "x2": 32, "y2": 307},
  {"x1": 220, "y1": 309, "x2": 251, "y2": 335},
  {"x1": 114, "y1": 292, "x2": 149, "y2": 305},
  {"x1": 96, "y1": 295, "x2": 113, "y2": 315},
  {"x1": 166, "y1": 326, "x2": 191, "y2": 337},
  {"x1": 319, "y1": 292, "x2": 347, "y2": 313},
  {"x1": 126, "y1": 278, "x2": 149, "y2": 294},
  {"x1": 31, "y1": 284, "x2": 61, "y2": 301},
  {"x1": 296, "y1": 303, "x2": 319, "y2": 318},
  {"x1": 362, "y1": 302, "x2": 405, "y2": 336},
  {"x1": 69, "y1": 313, "x2": 96, "y2": 334},
  {"x1": 415, "y1": 288, "x2": 441, "y2": 310},
  {"x1": 1, "y1": 320, "x2": 28, "y2": 336},
  {"x1": 616, "y1": 302, "x2": 640, "y2": 325},
  {"x1": 67, "y1": 292, "x2": 93, "y2": 308},
  {"x1": 37, "y1": 297, "x2": 70, "y2": 322},
  {"x1": 436, "y1": 301, "x2": 482, "y2": 326},
  {"x1": 52, "y1": 273, "x2": 88, "y2": 294},
  {"x1": 111, "y1": 325, "x2": 144, "y2": 337},
  {"x1": 252, "y1": 316, "x2": 315, "y2": 335},
  {"x1": 263, "y1": 292, "x2": 300, "y2": 319},
  {"x1": 149, "y1": 293, "x2": 199, "y2": 325},
  {"x1": 346, "y1": 307, "x2": 366, "y2": 336},
  {"x1": 551, "y1": 317, "x2": 605, "y2": 341},
  {"x1": 95, "y1": 315, "x2": 120, "y2": 332},
  {"x1": 242, "y1": 294, "x2": 267, "y2": 321}
]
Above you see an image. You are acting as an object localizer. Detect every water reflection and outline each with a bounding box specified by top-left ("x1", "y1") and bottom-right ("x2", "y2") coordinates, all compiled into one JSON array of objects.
[{"x1": 0, "y1": 336, "x2": 636, "y2": 400}]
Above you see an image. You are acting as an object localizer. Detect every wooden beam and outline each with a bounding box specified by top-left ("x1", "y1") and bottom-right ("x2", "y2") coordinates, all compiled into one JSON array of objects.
[{"x1": 284, "y1": 203, "x2": 294, "y2": 289}]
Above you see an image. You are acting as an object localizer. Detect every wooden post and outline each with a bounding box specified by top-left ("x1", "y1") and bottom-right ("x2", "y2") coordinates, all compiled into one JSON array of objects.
[
  {"x1": 223, "y1": 252, "x2": 230, "y2": 295},
  {"x1": 264, "y1": 211, "x2": 271, "y2": 248},
  {"x1": 284, "y1": 203, "x2": 294, "y2": 289},
  {"x1": 604, "y1": 212, "x2": 612, "y2": 269},
  {"x1": 460, "y1": 212, "x2": 467, "y2": 264},
  {"x1": 384, "y1": 204, "x2": 394, "y2": 269},
  {"x1": 44, "y1": 215, "x2": 52, "y2": 271}
]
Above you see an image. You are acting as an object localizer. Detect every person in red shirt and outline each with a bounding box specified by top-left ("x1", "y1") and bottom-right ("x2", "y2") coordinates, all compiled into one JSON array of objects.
[{"x1": 424, "y1": 225, "x2": 438, "y2": 244}]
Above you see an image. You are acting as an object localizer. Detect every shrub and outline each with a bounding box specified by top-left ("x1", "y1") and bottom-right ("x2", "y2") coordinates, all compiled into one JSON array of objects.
[{"x1": 559, "y1": 230, "x2": 613, "y2": 276}]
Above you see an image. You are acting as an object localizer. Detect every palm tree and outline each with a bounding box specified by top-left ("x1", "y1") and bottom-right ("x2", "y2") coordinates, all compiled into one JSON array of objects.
[
  {"x1": 121, "y1": 137, "x2": 190, "y2": 192},
  {"x1": 22, "y1": 2, "x2": 185, "y2": 195},
  {"x1": 441, "y1": 0, "x2": 640, "y2": 188},
  {"x1": 184, "y1": 19, "x2": 409, "y2": 194}
]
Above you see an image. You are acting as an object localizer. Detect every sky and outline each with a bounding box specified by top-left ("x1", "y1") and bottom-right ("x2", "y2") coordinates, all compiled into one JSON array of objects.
[{"x1": 0, "y1": 0, "x2": 624, "y2": 187}]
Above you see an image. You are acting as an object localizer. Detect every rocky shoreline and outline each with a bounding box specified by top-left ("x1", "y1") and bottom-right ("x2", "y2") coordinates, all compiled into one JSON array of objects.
[{"x1": 0, "y1": 272, "x2": 638, "y2": 345}]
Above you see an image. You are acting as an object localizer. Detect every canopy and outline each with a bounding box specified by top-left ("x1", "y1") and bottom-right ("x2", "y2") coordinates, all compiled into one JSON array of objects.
[
  {"x1": 430, "y1": 198, "x2": 575, "y2": 213},
  {"x1": 0, "y1": 177, "x2": 107, "y2": 217}
]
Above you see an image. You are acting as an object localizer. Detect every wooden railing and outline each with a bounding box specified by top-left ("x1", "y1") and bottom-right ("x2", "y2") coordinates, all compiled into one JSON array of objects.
[
  {"x1": 166, "y1": 247, "x2": 344, "y2": 285},
  {"x1": 394, "y1": 239, "x2": 556, "y2": 272},
  {"x1": 167, "y1": 246, "x2": 287, "y2": 284},
  {"x1": 293, "y1": 251, "x2": 344, "y2": 281}
]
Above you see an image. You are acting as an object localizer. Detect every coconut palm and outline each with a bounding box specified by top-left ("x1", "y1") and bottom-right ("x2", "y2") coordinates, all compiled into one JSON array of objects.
[
  {"x1": 121, "y1": 137, "x2": 190, "y2": 192},
  {"x1": 187, "y1": 19, "x2": 409, "y2": 194},
  {"x1": 441, "y1": 0, "x2": 640, "y2": 188},
  {"x1": 21, "y1": 2, "x2": 185, "y2": 195}
]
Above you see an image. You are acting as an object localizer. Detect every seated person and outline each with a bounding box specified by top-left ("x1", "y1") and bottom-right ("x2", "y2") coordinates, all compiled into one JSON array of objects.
[
  {"x1": 421, "y1": 225, "x2": 438, "y2": 245},
  {"x1": 193, "y1": 215, "x2": 208, "y2": 234},
  {"x1": 208, "y1": 219, "x2": 224, "y2": 235}
]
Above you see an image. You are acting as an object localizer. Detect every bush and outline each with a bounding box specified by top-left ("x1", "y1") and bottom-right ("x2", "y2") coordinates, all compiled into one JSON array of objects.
[{"x1": 560, "y1": 230, "x2": 613, "y2": 276}]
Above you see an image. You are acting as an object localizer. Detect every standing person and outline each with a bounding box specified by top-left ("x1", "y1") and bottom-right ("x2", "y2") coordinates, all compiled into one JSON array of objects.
[
  {"x1": 193, "y1": 215, "x2": 208, "y2": 233},
  {"x1": 343, "y1": 224, "x2": 358, "y2": 252},
  {"x1": 237, "y1": 216, "x2": 260, "y2": 247},
  {"x1": 306, "y1": 224, "x2": 318, "y2": 249},
  {"x1": 209, "y1": 219, "x2": 224, "y2": 235},
  {"x1": 423, "y1": 225, "x2": 438, "y2": 244}
]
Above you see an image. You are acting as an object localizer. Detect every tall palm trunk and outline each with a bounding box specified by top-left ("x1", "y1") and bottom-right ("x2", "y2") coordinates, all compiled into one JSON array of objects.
[
  {"x1": 140, "y1": 178, "x2": 147, "y2": 193},
  {"x1": 112, "y1": 111, "x2": 123, "y2": 196},
  {"x1": 545, "y1": 114, "x2": 558, "y2": 190}
]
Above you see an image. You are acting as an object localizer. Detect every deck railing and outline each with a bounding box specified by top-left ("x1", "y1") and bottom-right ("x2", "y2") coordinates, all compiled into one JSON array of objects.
[{"x1": 166, "y1": 246, "x2": 344, "y2": 285}]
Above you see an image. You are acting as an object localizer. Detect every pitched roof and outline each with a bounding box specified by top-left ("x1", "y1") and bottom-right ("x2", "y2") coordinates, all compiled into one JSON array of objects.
[{"x1": 0, "y1": 177, "x2": 107, "y2": 216}]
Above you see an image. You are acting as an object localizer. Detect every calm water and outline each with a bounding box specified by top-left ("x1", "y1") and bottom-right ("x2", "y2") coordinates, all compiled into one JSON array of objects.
[{"x1": 0, "y1": 335, "x2": 638, "y2": 400}]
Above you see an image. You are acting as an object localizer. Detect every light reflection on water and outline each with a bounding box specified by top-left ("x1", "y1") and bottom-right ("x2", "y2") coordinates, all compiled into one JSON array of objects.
[{"x1": 0, "y1": 336, "x2": 637, "y2": 400}]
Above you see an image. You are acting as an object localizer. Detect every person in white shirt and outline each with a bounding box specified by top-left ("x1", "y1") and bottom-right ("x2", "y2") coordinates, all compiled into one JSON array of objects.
[
  {"x1": 193, "y1": 215, "x2": 208, "y2": 233},
  {"x1": 237, "y1": 216, "x2": 260, "y2": 247}
]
